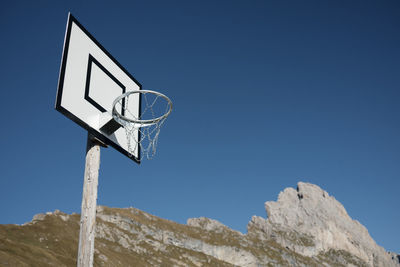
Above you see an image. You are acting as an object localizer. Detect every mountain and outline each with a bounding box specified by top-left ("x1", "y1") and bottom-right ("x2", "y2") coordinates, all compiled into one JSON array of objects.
[{"x1": 0, "y1": 182, "x2": 398, "y2": 266}]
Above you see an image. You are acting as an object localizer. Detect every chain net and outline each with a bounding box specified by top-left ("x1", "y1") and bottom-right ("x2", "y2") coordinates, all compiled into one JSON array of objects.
[{"x1": 113, "y1": 90, "x2": 172, "y2": 160}]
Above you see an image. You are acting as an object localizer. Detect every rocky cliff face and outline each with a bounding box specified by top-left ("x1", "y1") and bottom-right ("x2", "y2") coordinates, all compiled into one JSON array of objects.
[
  {"x1": 248, "y1": 182, "x2": 400, "y2": 266},
  {"x1": 0, "y1": 182, "x2": 398, "y2": 266}
]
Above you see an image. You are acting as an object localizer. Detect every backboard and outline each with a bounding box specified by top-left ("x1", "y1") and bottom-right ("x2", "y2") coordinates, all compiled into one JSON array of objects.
[{"x1": 55, "y1": 13, "x2": 141, "y2": 163}]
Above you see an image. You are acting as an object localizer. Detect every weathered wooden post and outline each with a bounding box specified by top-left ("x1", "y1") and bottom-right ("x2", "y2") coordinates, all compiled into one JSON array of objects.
[{"x1": 77, "y1": 134, "x2": 101, "y2": 267}]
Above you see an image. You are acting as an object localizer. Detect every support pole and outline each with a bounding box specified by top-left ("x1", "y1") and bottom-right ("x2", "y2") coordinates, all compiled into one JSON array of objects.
[{"x1": 77, "y1": 134, "x2": 101, "y2": 267}]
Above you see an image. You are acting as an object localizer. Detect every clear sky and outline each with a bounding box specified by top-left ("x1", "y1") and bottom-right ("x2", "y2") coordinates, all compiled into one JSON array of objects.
[{"x1": 0, "y1": 0, "x2": 399, "y2": 253}]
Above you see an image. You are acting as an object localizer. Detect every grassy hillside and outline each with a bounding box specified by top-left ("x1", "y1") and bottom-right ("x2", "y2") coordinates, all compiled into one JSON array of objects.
[{"x1": 0, "y1": 207, "x2": 368, "y2": 266}]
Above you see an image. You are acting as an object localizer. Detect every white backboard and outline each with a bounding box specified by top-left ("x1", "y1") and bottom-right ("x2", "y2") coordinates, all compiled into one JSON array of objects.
[{"x1": 56, "y1": 13, "x2": 141, "y2": 163}]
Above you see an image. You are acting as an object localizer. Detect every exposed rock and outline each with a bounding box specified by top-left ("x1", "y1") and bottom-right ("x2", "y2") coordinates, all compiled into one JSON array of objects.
[
  {"x1": 32, "y1": 213, "x2": 46, "y2": 222},
  {"x1": 247, "y1": 182, "x2": 399, "y2": 267},
  {"x1": 0, "y1": 182, "x2": 398, "y2": 267},
  {"x1": 187, "y1": 217, "x2": 242, "y2": 235}
]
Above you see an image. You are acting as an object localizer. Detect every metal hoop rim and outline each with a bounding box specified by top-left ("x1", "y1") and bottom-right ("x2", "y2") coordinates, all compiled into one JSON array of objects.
[{"x1": 112, "y1": 90, "x2": 173, "y2": 125}]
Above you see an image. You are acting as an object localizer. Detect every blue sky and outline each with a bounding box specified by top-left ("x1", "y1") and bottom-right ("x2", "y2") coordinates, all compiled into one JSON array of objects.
[{"x1": 0, "y1": 0, "x2": 399, "y2": 253}]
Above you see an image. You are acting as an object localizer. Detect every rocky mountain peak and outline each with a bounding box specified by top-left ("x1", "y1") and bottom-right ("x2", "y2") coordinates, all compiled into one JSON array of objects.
[
  {"x1": 248, "y1": 182, "x2": 399, "y2": 266},
  {"x1": 1, "y1": 182, "x2": 398, "y2": 266}
]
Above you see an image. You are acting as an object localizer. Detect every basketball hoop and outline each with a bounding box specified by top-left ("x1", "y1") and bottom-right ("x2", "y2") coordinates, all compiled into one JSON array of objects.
[{"x1": 112, "y1": 90, "x2": 173, "y2": 160}]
